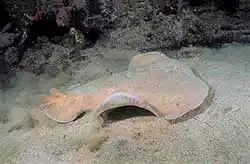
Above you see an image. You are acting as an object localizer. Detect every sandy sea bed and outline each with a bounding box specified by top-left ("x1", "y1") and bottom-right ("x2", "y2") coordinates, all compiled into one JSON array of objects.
[{"x1": 0, "y1": 44, "x2": 250, "y2": 164}]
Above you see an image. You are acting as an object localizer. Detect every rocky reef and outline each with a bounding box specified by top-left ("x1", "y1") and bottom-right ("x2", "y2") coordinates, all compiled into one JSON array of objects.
[{"x1": 0, "y1": 0, "x2": 250, "y2": 89}]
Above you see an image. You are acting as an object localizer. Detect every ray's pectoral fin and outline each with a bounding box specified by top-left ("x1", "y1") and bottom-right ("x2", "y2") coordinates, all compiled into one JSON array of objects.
[
  {"x1": 128, "y1": 52, "x2": 168, "y2": 73},
  {"x1": 39, "y1": 88, "x2": 66, "y2": 108},
  {"x1": 94, "y1": 92, "x2": 161, "y2": 124},
  {"x1": 37, "y1": 88, "x2": 86, "y2": 123}
]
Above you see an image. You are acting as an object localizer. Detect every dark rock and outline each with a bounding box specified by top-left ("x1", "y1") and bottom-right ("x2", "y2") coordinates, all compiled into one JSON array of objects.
[
  {"x1": 19, "y1": 40, "x2": 83, "y2": 77},
  {"x1": 19, "y1": 48, "x2": 47, "y2": 75},
  {"x1": 155, "y1": 0, "x2": 179, "y2": 14},
  {"x1": 0, "y1": 69, "x2": 17, "y2": 89},
  {"x1": 236, "y1": 0, "x2": 250, "y2": 20},
  {"x1": 77, "y1": 0, "x2": 118, "y2": 30},
  {"x1": 56, "y1": 6, "x2": 72, "y2": 27},
  {"x1": 98, "y1": 0, "x2": 250, "y2": 52},
  {"x1": 4, "y1": 0, "x2": 36, "y2": 20},
  {"x1": 68, "y1": 0, "x2": 86, "y2": 9},
  {"x1": 3, "y1": 47, "x2": 21, "y2": 67},
  {"x1": 0, "y1": 21, "x2": 32, "y2": 89},
  {"x1": 70, "y1": 0, "x2": 119, "y2": 45},
  {"x1": 0, "y1": 33, "x2": 18, "y2": 49},
  {"x1": 1, "y1": 0, "x2": 250, "y2": 91}
]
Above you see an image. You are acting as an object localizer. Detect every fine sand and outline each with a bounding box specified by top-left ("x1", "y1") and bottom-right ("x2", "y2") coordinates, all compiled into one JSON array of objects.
[{"x1": 0, "y1": 44, "x2": 250, "y2": 164}]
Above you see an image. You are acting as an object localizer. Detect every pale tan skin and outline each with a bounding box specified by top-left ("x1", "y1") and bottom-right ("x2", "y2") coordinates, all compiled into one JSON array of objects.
[
  {"x1": 37, "y1": 52, "x2": 209, "y2": 124},
  {"x1": 38, "y1": 86, "x2": 160, "y2": 123},
  {"x1": 39, "y1": 88, "x2": 113, "y2": 123}
]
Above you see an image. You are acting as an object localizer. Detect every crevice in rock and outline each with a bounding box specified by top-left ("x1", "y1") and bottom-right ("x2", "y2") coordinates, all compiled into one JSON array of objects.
[
  {"x1": 28, "y1": 19, "x2": 70, "y2": 43},
  {"x1": 187, "y1": 0, "x2": 239, "y2": 15},
  {"x1": 0, "y1": 1, "x2": 10, "y2": 29}
]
